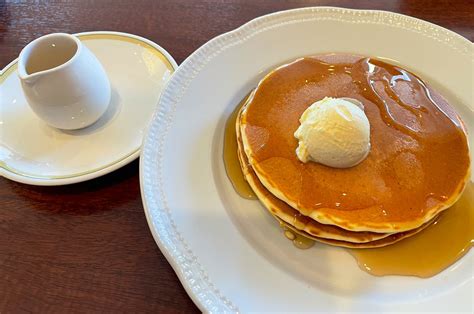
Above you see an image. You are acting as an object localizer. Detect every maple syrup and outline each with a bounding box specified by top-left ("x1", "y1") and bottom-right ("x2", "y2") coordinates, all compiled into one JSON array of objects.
[
  {"x1": 223, "y1": 94, "x2": 257, "y2": 199},
  {"x1": 350, "y1": 183, "x2": 473, "y2": 277},
  {"x1": 281, "y1": 222, "x2": 315, "y2": 249}
]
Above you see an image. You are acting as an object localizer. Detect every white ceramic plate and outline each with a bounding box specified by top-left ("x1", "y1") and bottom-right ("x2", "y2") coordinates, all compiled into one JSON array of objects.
[
  {"x1": 0, "y1": 31, "x2": 177, "y2": 185},
  {"x1": 140, "y1": 7, "x2": 473, "y2": 312}
]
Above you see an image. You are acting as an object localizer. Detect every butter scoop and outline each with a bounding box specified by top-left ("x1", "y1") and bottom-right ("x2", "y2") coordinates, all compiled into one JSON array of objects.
[{"x1": 294, "y1": 97, "x2": 371, "y2": 168}]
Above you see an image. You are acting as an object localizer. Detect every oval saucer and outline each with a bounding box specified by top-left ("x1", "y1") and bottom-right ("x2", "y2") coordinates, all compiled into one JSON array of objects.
[{"x1": 0, "y1": 31, "x2": 177, "y2": 185}]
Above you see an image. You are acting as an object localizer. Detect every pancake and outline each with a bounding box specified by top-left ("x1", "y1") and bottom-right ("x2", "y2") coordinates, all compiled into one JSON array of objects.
[
  {"x1": 237, "y1": 102, "x2": 439, "y2": 246},
  {"x1": 236, "y1": 103, "x2": 396, "y2": 243},
  {"x1": 240, "y1": 54, "x2": 470, "y2": 233},
  {"x1": 273, "y1": 215, "x2": 437, "y2": 249}
]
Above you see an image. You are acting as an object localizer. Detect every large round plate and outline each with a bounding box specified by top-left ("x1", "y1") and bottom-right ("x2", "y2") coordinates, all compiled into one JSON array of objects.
[{"x1": 140, "y1": 7, "x2": 473, "y2": 312}]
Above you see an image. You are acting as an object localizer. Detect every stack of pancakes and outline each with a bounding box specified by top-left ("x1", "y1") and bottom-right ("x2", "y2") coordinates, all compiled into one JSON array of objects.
[{"x1": 236, "y1": 54, "x2": 470, "y2": 248}]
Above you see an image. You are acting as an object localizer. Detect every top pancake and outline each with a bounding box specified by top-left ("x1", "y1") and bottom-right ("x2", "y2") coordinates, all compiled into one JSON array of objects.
[
  {"x1": 236, "y1": 104, "x2": 393, "y2": 243},
  {"x1": 240, "y1": 54, "x2": 470, "y2": 233}
]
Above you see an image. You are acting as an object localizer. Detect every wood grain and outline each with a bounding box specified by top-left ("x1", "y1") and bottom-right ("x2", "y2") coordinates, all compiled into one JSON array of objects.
[{"x1": 0, "y1": 1, "x2": 472, "y2": 312}]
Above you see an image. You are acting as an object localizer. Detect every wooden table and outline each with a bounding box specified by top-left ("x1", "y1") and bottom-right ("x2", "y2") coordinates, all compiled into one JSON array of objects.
[{"x1": 1, "y1": 1, "x2": 472, "y2": 312}]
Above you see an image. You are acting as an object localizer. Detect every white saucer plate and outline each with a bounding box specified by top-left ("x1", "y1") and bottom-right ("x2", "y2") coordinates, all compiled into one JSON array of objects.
[
  {"x1": 1, "y1": 31, "x2": 177, "y2": 185},
  {"x1": 140, "y1": 7, "x2": 473, "y2": 312}
]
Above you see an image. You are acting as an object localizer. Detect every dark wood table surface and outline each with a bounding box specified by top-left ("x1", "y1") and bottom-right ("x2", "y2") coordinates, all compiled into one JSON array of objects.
[{"x1": 1, "y1": 0, "x2": 472, "y2": 312}]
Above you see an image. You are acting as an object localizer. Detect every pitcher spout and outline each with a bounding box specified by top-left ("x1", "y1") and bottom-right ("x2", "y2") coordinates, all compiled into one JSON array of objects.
[{"x1": 18, "y1": 33, "x2": 80, "y2": 84}]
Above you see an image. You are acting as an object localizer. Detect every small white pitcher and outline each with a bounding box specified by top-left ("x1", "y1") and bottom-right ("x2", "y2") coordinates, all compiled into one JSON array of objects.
[{"x1": 18, "y1": 33, "x2": 111, "y2": 130}]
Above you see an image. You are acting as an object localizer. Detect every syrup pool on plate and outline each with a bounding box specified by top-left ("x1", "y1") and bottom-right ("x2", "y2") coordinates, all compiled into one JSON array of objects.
[
  {"x1": 350, "y1": 182, "x2": 473, "y2": 278},
  {"x1": 223, "y1": 93, "x2": 257, "y2": 200}
]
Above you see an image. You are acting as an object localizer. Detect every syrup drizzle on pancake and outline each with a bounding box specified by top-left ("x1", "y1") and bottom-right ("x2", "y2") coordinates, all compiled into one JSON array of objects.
[
  {"x1": 241, "y1": 55, "x2": 470, "y2": 231},
  {"x1": 353, "y1": 58, "x2": 457, "y2": 138}
]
